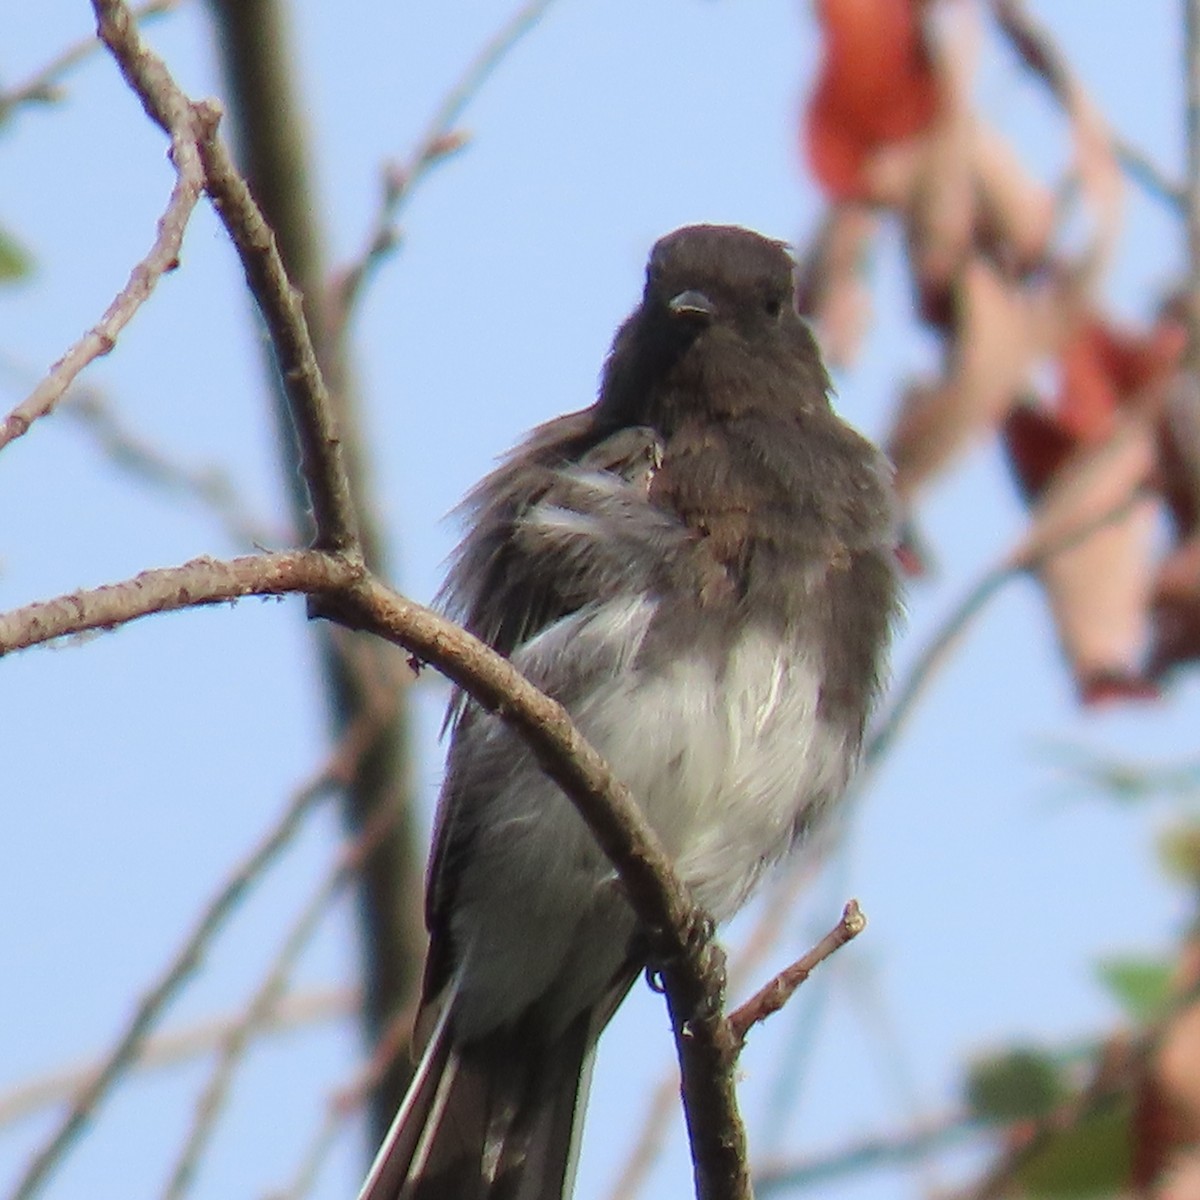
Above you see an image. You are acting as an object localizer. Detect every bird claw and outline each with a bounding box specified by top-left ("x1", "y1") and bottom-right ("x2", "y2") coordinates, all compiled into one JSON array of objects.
[{"x1": 643, "y1": 965, "x2": 667, "y2": 993}]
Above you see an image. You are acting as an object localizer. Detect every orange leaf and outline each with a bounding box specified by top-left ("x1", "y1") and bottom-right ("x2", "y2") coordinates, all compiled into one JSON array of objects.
[
  {"x1": 887, "y1": 258, "x2": 1067, "y2": 504},
  {"x1": 805, "y1": 0, "x2": 941, "y2": 198},
  {"x1": 1017, "y1": 412, "x2": 1159, "y2": 701}
]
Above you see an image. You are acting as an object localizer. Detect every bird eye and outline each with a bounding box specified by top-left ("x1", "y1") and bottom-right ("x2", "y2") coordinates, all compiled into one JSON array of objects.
[{"x1": 764, "y1": 296, "x2": 783, "y2": 319}]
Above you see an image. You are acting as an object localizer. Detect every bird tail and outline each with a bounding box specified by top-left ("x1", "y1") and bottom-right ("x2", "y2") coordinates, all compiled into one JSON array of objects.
[{"x1": 357, "y1": 998, "x2": 597, "y2": 1200}]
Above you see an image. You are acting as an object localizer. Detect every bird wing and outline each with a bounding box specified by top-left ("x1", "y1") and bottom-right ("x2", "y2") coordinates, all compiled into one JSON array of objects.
[
  {"x1": 438, "y1": 413, "x2": 667, "y2": 662},
  {"x1": 425, "y1": 414, "x2": 678, "y2": 997}
]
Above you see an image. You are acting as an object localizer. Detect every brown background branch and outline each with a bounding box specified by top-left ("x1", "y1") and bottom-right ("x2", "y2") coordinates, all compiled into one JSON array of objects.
[
  {"x1": 204, "y1": 0, "x2": 425, "y2": 1136},
  {"x1": 6, "y1": 698, "x2": 378, "y2": 1200},
  {"x1": 0, "y1": 988, "x2": 355, "y2": 1128}
]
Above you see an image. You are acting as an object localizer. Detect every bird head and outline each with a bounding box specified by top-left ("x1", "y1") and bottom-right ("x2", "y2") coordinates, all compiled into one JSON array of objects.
[{"x1": 594, "y1": 225, "x2": 830, "y2": 431}]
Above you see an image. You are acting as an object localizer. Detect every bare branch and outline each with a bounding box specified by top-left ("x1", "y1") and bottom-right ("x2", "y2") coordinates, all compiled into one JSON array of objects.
[
  {"x1": 204, "y1": 0, "x2": 424, "y2": 1136},
  {"x1": 662, "y1": 960, "x2": 752, "y2": 1200},
  {"x1": 0, "y1": 552, "x2": 688, "y2": 949},
  {"x1": 7, "y1": 720, "x2": 380, "y2": 1200},
  {"x1": 0, "y1": 0, "x2": 181, "y2": 118},
  {"x1": 0, "y1": 551, "x2": 356, "y2": 656},
  {"x1": 329, "y1": 0, "x2": 559, "y2": 336},
  {"x1": 728, "y1": 902, "x2": 866, "y2": 1050},
  {"x1": 0, "y1": 542, "x2": 749, "y2": 1197},
  {"x1": 266, "y1": 1008, "x2": 415, "y2": 1200},
  {"x1": 89, "y1": 0, "x2": 360, "y2": 552},
  {"x1": 607, "y1": 856, "x2": 829, "y2": 1200},
  {"x1": 193, "y1": 124, "x2": 361, "y2": 553},
  {"x1": 63, "y1": 386, "x2": 286, "y2": 549},
  {"x1": 0, "y1": 65, "x2": 210, "y2": 452},
  {"x1": 863, "y1": 479, "x2": 1149, "y2": 779},
  {"x1": 159, "y1": 807, "x2": 399, "y2": 1200},
  {"x1": 753, "y1": 1111, "x2": 980, "y2": 1195},
  {"x1": 328, "y1": 576, "x2": 701, "y2": 945},
  {"x1": 1115, "y1": 135, "x2": 1185, "y2": 211},
  {"x1": 0, "y1": 988, "x2": 353, "y2": 1128}
]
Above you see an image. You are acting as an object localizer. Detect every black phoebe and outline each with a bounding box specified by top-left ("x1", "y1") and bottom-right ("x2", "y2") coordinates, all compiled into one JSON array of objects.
[{"x1": 359, "y1": 225, "x2": 898, "y2": 1200}]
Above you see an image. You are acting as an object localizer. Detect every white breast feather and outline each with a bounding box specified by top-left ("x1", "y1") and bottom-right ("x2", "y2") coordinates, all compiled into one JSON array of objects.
[{"x1": 451, "y1": 593, "x2": 854, "y2": 1037}]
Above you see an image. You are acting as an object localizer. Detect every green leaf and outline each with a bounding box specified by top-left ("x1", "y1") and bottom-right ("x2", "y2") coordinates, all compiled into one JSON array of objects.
[
  {"x1": 0, "y1": 225, "x2": 33, "y2": 282},
  {"x1": 1016, "y1": 1102, "x2": 1131, "y2": 1199},
  {"x1": 1158, "y1": 821, "x2": 1200, "y2": 886},
  {"x1": 965, "y1": 1048, "x2": 1067, "y2": 1123},
  {"x1": 1096, "y1": 956, "x2": 1172, "y2": 1022}
]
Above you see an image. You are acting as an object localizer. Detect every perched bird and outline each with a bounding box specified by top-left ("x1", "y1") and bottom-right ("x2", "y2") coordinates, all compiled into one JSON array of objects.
[{"x1": 360, "y1": 225, "x2": 898, "y2": 1200}]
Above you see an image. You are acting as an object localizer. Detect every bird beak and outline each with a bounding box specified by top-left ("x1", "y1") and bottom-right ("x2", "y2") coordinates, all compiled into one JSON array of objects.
[{"x1": 668, "y1": 290, "x2": 716, "y2": 321}]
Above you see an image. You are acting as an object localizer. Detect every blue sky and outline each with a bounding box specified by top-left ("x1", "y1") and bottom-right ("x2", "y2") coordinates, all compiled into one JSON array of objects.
[{"x1": 1, "y1": 3, "x2": 1197, "y2": 1199}]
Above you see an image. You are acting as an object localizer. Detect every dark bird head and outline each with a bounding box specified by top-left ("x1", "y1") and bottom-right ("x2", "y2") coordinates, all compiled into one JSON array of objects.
[
  {"x1": 646, "y1": 224, "x2": 793, "y2": 332},
  {"x1": 597, "y1": 224, "x2": 832, "y2": 431}
]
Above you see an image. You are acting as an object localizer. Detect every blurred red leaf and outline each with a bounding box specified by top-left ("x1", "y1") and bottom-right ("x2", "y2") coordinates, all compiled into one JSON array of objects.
[{"x1": 805, "y1": 0, "x2": 941, "y2": 200}]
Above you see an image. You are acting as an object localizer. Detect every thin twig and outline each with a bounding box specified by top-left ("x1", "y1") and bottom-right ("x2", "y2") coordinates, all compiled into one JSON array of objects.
[
  {"x1": 1115, "y1": 135, "x2": 1185, "y2": 211},
  {"x1": 159, "y1": 807, "x2": 399, "y2": 1200},
  {"x1": 63, "y1": 386, "x2": 286, "y2": 549},
  {"x1": 0, "y1": 551, "x2": 354, "y2": 655},
  {"x1": 728, "y1": 902, "x2": 866, "y2": 1050},
  {"x1": 0, "y1": 989, "x2": 354, "y2": 1128},
  {"x1": 606, "y1": 1071, "x2": 680, "y2": 1200},
  {"x1": 753, "y1": 1111, "x2": 981, "y2": 1195},
  {"x1": 0, "y1": 0, "x2": 181, "y2": 118},
  {"x1": 607, "y1": 849, "x2": 830, "y2": 1200},
  {"x1": 328, "y1": 0, "x2": 559, "y2": 336},
  {"x1": 0, "y1": 39, "x2": 210, "y2": 453},
  {"x1": 7, "y1": 722, "x2": 377, "y2": 1200},
  {"x1": 89, "y1": 0, "x2": 360, "y2": 552},
  {"x1": 0, "y1": 550, "x2": 686, "y2": 943},
  {"x1": 264, "y1": 1007, "x2": 415, "y2": 1200},
  {"x1": 990, "y1": 0, "x2": 1123, "y2": 286},
  {"x1": 334, "y1": 579, "x2": 706, "y2": 943},
  {"x1": 193, "y1": 120, "x2": 361, "y2": 553},
  {"x1": 863, "y1": 479, "x2": 1149, "y2": 779}
]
